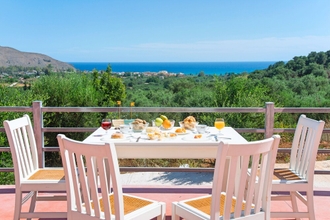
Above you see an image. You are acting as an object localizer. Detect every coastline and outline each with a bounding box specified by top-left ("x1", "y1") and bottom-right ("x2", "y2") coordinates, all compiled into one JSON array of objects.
[{"x1": 69, "y1": 61, "x2": 277, "y2": 75}]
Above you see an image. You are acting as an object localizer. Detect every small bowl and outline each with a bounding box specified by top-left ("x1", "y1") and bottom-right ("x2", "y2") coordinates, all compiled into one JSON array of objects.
[
  {"x1": 124, "y1": 119, "x2": 135, "y2": 125},
  {"x1": 179, "y1": 121, "x2": 199, "y2": 130},
  {"x1": 130, "y1": 122, "x2": 149, "y2": 132},
  {"x1": 161, "y1": 119, "x2": 175, "y2": 130}
]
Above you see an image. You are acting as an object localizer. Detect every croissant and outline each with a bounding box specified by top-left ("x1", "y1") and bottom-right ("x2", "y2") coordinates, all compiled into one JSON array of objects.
[{"x1": 183, "y1": 116, "x2": 196, "y2": 123}]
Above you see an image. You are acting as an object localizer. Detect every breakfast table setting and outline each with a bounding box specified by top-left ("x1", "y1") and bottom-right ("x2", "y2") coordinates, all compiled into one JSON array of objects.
[{"x1": 83, "y1": 115, "x2": 247, "y2": 159}]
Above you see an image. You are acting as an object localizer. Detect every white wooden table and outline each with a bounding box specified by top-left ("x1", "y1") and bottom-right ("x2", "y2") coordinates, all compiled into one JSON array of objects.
[{"x1": 83, "y1": 127, "x2": 247, "y2": 159}]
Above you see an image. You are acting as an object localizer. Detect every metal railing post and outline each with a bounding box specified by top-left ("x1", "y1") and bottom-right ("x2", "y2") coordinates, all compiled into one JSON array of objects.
[
  {"x1": 32, "y1": 101, "x2": 44, "y2": 168},
  {"x1": 265, "y1": 102, "x2": 274, "y2": 138}
]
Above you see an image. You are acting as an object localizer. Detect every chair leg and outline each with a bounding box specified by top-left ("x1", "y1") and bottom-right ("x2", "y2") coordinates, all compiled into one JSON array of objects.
[
  {"x1": 290, "y1": 192, "x2": 300, "y2": 220},
  {"x1": 156, "y1": 202, "x2": 166, "y2": 220},
  {"x1": 290, "y1": 190, "x2": 316, "y2": 220},
  {"x1": 14, "y1": 190, "x2": 23, "y2": 220},
  {"x1": 306, "y1": 190, "x2": 316, "y2": 220},
  {"x1": 27, "y1": 191, "x2": 37, "y2": 220},
  {"x1": 172, "y1": 203, "x2": 180, "y2": 220}
]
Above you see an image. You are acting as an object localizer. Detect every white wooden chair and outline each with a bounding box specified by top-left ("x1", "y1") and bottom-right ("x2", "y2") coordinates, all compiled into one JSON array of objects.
[
  {"x1": 3, "y1": 114, "x2": 66, "y2": 219},
  {"x1": 271, "y1": 114, "x2": 325, "y2": 220},
  {"x1": 57, "y1": 134, "x2": 166, "y2": 220},
  {"x1": 172, "y1": 135, "x2": 280, "y2": 220}
]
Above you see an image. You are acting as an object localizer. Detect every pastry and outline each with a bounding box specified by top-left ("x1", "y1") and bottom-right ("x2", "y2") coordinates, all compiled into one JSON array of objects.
[
  {"x1": 147, "y1": 132, "x2": 163, "y2": 140},
  {"x1": 131, "y1": 118, "x2": 148, "y2": 131},
  {"x1": 111, "y1": 133, "x2": 124, "y2": 139},
  {"x1": 175, "y1": 128, "x2": 186, "y2": 133},
  {"x1": 169, "y1": 132, "x2": 177, "y2": 138},
  {"x1": 146, "y1": 127, "x2": 160, "y2": 133},
  {"x1": 194, "y1": 134, "x2": 202, "y2": 139},
  {"x1": 181, "y1": 116, "x2": 197, "y2": 130},
  {"x1": 184, "y1": 116, "x2": 196, "y2": 123}
]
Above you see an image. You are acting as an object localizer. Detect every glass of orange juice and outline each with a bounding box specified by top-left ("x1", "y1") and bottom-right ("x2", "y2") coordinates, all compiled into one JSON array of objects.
[{"x1": 214, "y1": 118, "x2": 225, "y2": 135}]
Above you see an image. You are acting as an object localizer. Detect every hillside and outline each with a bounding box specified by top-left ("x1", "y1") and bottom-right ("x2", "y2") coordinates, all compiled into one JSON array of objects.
[{"x1": 0, "y1": 46, "x2": 75, "y2": 71}]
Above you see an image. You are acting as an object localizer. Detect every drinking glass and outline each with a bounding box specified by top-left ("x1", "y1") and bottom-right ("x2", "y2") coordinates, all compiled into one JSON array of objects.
[
  {"x1": 214, "y1": 118, "x2": 225, "y2": 135},
  {"x1": 101, "y1": 119, "x2": 112, "y2": 134}
]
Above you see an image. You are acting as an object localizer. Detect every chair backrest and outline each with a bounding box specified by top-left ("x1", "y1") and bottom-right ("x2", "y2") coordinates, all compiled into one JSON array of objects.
[
  {"x1": 3, "y1": 114, "x2": 39, "y2": 183},
  {"x1": 290, "y1": 114, "x2": 325, "y2": 181},
  {"x1": 57, "y1": 134, "x2": 124, "y2": 219},
  {"x1": 210, "y1": 135, "x2": 280, "y2": 219}
]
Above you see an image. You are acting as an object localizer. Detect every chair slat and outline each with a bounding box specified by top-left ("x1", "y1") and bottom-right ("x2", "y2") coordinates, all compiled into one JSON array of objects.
[
  {"x1": 234, "y1": 156, "x2": 249, "y2": 218},
  {"x1": 97, "y1": 158, "x2": 112, "y2": 219}
]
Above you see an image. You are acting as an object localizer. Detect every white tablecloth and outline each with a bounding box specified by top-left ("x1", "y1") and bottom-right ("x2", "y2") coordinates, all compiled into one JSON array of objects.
[{"x1": 83, "y1": 127, "x2": 247, "y2": 159}]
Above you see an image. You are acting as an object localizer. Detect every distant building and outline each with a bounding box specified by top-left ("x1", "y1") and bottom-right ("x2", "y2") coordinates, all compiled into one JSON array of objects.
[{"x1": 159, "y1": 70, "x2": 168, "y2": 74}]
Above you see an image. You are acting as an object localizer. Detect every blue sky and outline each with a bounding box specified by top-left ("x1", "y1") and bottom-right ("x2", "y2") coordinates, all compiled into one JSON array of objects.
[{"x1": 1, "y1": 0, "x2": 329, "y2": 62}]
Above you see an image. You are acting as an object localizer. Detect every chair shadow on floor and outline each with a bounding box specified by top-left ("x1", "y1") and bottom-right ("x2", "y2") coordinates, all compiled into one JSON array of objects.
[{"x1": 150, "y1": 172, "x2": 214, "y2": 185}]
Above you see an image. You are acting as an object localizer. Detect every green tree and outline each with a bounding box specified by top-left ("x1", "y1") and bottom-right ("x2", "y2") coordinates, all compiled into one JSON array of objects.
[
  {"x1": 198, "y1": 71, "x2": 205, "y2": 77},
  {"x1": 146, "y1": 76, "x2": 161, "y2": 84},
  {"x1": 100, "y1": 66, "x2": 126, "y2": 106},
  {"x1": 30, "y1": 72, "x2": 103, "y2": 166},
  {"x1": 0, "y1": 85, "x2": 46, "y2": 184},
  {"x1": 214, "y1": 75, "x2": 271, "y2": 140}
]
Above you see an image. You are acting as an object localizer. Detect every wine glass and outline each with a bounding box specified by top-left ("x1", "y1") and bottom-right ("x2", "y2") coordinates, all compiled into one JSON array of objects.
[
  {"x1": 101, "y1": 119, "x2": 112, "y2": 134},
  {"x1": 214, "y1": 118, "x2": 225, "y2": 135}
]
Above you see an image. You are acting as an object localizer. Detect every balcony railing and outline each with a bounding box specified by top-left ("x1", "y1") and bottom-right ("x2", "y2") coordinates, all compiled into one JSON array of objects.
[{"x1": 1, "y1": 101, "x2": 330, "y2": 176}]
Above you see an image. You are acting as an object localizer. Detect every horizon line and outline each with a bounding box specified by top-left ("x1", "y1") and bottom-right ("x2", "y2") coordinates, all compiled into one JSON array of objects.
[{"x1": 67, "y1": 61, "x2": 280, "y2": 63}]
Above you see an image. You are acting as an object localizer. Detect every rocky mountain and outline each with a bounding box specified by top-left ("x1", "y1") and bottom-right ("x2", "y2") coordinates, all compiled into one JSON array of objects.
[{"x1": 0, "y1": 46, "x2": 75, "y2": 71}]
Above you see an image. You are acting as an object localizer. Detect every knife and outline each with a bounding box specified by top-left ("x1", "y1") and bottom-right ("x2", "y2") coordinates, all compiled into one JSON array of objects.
[
  {"x1": 218, "y1": 136, "x2": 231, "y2": 140},
  {"x1": 136, "y1": 136, "x2": 141, "y2": 142}
]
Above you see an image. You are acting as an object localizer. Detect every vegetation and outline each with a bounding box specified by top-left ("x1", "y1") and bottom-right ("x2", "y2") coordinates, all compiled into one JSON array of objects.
[{"x1": 1, "y1": 51, "x2": 330, "y2": 184}]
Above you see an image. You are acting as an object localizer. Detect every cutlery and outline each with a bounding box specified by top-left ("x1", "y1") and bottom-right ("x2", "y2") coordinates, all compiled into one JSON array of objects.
[
  {"x1": 93, "y1": 134, "x2": 103, "y2": 137},
  {"x1": 136, "y1": 136, "x2": 141, "y2": 142},
  {"x1": 218, "y1": 136, "x2": 231, "y2": 140},
  {"x1": 208, "y1": 134, "x2": 218, "y2": 141},
  {"x1": 208, "y1": 134, "x2": 231, "y2": 141}
]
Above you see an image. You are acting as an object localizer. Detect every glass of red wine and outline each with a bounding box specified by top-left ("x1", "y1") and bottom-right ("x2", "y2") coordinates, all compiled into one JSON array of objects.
[{"x1": 101, "y1": 119, "x2": 112, "y2": 134}]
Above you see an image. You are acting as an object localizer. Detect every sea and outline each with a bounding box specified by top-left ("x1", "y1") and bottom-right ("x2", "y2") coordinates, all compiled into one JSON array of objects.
[{"x1": 69, "y1": 61, "x2": 277, "y2": 75}]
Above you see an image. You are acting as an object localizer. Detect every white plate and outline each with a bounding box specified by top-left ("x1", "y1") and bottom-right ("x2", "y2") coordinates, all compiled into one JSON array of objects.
[
  {"x1": 182, "y1": 135, "x2": 213, "y2": 142},
  {"x1": 139, "y1": 137, "x2": 157, "y2": 141},
  {"x1": 129, "y1": 133, "x2": 141, "y2": 138}
]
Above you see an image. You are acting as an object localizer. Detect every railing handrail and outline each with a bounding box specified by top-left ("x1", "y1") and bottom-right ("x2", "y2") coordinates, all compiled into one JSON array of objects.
[{"x1": 1, "y1": 101, "x2": 330, "y2": 175}]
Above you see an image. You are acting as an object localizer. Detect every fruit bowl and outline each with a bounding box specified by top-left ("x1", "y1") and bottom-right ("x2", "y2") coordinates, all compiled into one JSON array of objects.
[
  {"x1": 179, "y1": 121, "x2": 199, "y2": 130},
  {"x1": 152, "y1": 119, "x2": 162, "y2": 128},
  {"x1": 161, "y1": 119, "x2": 175, "y2": 130}
]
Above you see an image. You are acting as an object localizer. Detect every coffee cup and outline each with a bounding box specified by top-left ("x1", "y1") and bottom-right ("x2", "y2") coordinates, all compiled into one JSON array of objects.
[{"x1": 196, "y1": 124, "x2": 208, "y2": 134}]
